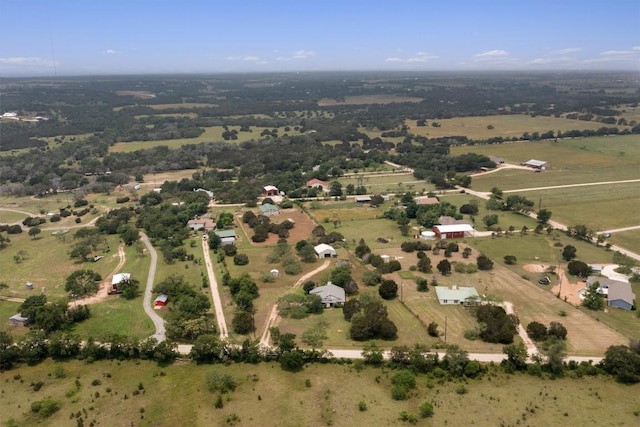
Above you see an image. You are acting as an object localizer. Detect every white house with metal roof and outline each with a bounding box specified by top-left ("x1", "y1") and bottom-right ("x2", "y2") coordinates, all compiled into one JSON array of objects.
[{"x1": 435, "y1": 285, "x2": 480, "y2": 305}]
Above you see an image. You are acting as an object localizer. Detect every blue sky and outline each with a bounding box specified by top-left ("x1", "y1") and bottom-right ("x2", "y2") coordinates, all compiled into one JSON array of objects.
[{"x1": 1, "y1": 0, "x2": 638, "y2": 76}]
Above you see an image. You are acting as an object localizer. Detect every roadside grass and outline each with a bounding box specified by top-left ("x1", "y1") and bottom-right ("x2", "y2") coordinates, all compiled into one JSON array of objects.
[
  {"x1": 318, "y1": 94, "x2": 424, "y2": 106},
  {"x1": 608, "y1": 228, "x2": 640, "y2": 255},
  {"x1": 406, "y1": 115, "x2": 628, "y2": 140},
  {"x1": 3, "y1": 359, "x2": 638, "y2": 427}
]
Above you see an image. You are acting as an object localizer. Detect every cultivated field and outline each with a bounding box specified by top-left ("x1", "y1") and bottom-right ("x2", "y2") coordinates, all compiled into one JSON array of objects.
[{"x1": 2, "y1": 359, "x2": 638, "y2": 427}]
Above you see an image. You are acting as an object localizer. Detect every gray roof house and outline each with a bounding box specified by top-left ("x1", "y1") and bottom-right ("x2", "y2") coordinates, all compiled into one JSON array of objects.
[
  {"x1": 214, "y1": 229, "x2": 237, "y2": 245},
  {"x1": 259, "y1": 203, "x2": 280, "y2": 216},
  {"x1": 586, "y1": 276, "x2": 635, "y2": 310},
  {"x1": 435, "y1": 285, "x2": 480, "y2": 305},
  {"x1": 310, "y1": 282, "x2": 346, "y2": 307}
]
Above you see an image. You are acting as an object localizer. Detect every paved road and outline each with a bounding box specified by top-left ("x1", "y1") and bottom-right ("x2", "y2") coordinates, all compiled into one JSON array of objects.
[
  {"x1": 140, "y1": 232, "x2": 166, "y2": 342},
  {"x1": 202, "y1": 237, "x2": 228, "y2": 338}
]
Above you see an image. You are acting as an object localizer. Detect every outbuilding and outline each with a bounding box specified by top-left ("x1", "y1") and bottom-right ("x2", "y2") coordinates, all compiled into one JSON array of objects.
[
  {"x1": 214, "y1": 229, "x2": 237, "y2": 246},
  {"x1": 9, "y1": 313, "x2": 31, "y2": 326},
  {"x1": 259, "y1": 203, "x2": 280, "y2": 216},
  {"x1": 355, "y1": 196, "x2": 372, "y2": 203},
  {"x1": 306, "y1": 178, "x2": 328, "y2": 192},
  {"x1": 433, "y1": 224, "x2": 474, "y2": 239},
  {"x1": 154, "y1": 294, "x2": 169, "y2": 307},
  {"x1": 522, "y1": 159, "x2": 549, "y2": 169},
  {"x1": 263, "y1": 185, "x2": 279, "y2": 196},
  {"x1": 314, "y1": 243, "x2": 337, "y2": 258},
  {"x1": 111, "y1": 273, "x2": 131, "y2": 293}
]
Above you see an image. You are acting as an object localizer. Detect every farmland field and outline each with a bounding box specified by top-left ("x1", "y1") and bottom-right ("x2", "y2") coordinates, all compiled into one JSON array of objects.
[
  {"x1": 2, "y1": 358, "x2": 638, "y2": 427},
  {"x1": 406, "y1": 114, "x2": 629, "y2": 140},
  {"x1": 453, "y1": 135, "x2": 640, "y2": 189}
]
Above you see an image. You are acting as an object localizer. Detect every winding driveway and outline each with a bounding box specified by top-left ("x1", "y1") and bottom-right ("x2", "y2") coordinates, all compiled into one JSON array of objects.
[{"x1": 140, "y1": 232, "x2": 166, "y2": 342}]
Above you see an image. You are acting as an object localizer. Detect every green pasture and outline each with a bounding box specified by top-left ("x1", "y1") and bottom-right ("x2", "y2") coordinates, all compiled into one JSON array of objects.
[
  {"x1": 508, "y1": 183, "x2": 640, "y2": 234},
  {"x1": 339, "y1": 173, "x2": 433, "y2": 194},
  {"x1": 0, "y1": 233, "x2": 121, "y2": 300},
  {"x1": 3, "y1": 359, "x2": 639, "y2": 427},
  {"x1": 455, "y1": 135, "x2": 640, "y2": 189},
  {"x1": 406, "y1": 114, "x2": 628, "y2": 140}
]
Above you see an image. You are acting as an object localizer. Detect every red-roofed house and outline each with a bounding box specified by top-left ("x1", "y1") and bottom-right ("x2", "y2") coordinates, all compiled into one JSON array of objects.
[
  {"x1": 306, "y1": 178, "x2": 328, "y2": 192},
  {"x1": 263, "y1": 185, "x2": 279, "y2": 196}
]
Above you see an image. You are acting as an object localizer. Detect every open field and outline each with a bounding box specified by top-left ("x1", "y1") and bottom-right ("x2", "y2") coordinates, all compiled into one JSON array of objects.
[
  {"x1": 406, "y1": 115, "x2": 629, "y2": 140},
  {"x1": 453, "y1": 135, "x2": 640, "y2": 189},
  {"x1": 109, "y1": 125, "x2": 305, "y2": 153},
  {"x1": 134, "y1": 112, "x2": 198, "y2": 119},
  {"x1": 1, "y1": 359, "x2": 638, "y2": 427},
  {"x1": 318, "y1": 94, "x2": 424, "y2": 106},
  {"x1": 114, "y1": 103, "x2": 215, "y2": 111},
  {"x1": 0, "y1": 233, "x2": 122, "y2": 300},
  {"x1": 509, "y1": 183, "x2": 640, "y2": 233},
  {"x1": 339, "y1": 173, "x2": 434, "y2": 194}
]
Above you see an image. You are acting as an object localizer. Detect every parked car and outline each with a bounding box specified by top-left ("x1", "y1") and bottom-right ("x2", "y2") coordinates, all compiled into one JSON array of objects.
[{"x1": 538, "y1": 277, "x2": 550, "y2": 285}]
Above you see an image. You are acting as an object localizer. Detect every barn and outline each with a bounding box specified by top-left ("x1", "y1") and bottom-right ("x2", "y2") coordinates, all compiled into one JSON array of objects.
[
  {"x1": 522, "y1": 159, "x2": 549, "y2": 169},
  {"x1": 263, "y1": 185, "x2": 279, "y2": 196},
  {"x1": 433, "y1": 224, "x2": 474, "y2": 239},
  {"x1": 111, "y1": 273, "x2": 131, "y2": 293},
  {"x1": 306, "y1": 178, "x2": 328, "y2": 192},
  {"x1": 314, "y1": 243, "x2": 337, "y2": 258}
]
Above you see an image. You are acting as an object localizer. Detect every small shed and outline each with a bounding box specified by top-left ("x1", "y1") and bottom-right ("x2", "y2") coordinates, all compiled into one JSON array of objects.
[
  {"x1": 355, "y1": 196, "x2": 372, "y2": 203},
  {"x1": 415, "y1": 196, "x2": 439, "y2": 205},
  {"x1": 421, "y1": 231, "x2": 436, "y2": 240},
  {"x1": 314, "y1": 243, "x2": 337, "y2": 258},
  {"x1": 154, "y1": 294, "x2": 169, "y2": 307},
  {"x1": 9, "y1": 313, "x2": 31, "y2": 326},
  {"x1": 270, "y1": 269, "x2": 280, "y2": 278},
  {"x1": 111, "y1": 273, "x2": 131, "y2": 293}
]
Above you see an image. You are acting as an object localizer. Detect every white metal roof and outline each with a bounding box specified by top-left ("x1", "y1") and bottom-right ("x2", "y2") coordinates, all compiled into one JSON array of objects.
[{"x1": 434, "y1": 224, "x2": 474, "y2": 233}]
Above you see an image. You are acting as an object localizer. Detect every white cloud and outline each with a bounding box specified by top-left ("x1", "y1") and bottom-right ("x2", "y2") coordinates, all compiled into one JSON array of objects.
[
  {"x1": 243, "y1": 56, "x2": 261, "y2": 61},
  {"x1": 104, "y1": 49, "x2": 120, "y2": 54},
  {"x1": 385, "y1": 52, "x2": 438, "y2": 64},
  {"x1": 474, "y1": 50, "x2": 509, "y2": 60},
  {"x1": 550, "y1": 47, "x2": 582, "y2": 55},
  {"x1": 226, "y1": 55, "x2": 262, "y2": 62},
  {"x1": 633, "y1": 46, "x2": 640, "y2": 51},
  {"x1": 292, "y1": 50, "x2": 315, "y2": 59},
  {"x1": 0, "y1": 57, "x2": 55, "y2": 66}
]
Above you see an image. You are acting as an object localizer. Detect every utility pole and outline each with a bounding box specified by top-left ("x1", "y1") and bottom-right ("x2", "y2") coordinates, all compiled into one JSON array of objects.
[{"x1": 444, "y1": 316, "x2": 448, "y2": 343}]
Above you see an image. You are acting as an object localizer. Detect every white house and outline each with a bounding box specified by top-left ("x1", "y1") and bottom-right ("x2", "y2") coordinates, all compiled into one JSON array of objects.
[
  {"x1": 111, "y1": 273, "x2": 131, "y2": 293},
  {"x1": 314, "y1": 243, "x2": 337, "y2": 258},
  {"x1": 435, "y1": 285, "x2": 480, "y2": 305},
  {"x1": 310, "y1": 282, "x2": 346, "y2": 307}
]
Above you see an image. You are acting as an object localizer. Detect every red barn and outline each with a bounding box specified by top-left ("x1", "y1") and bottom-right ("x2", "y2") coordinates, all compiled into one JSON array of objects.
[
  {"x1": 263, "y1": 185, "x2": 279, "y2": 196},
  {"x1": 433, "y1": 224, "x2": 474, "y2": 239}
]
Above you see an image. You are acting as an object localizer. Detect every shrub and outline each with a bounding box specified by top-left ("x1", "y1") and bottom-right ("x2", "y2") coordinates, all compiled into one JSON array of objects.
[
  {"x1": 31, "y1": 399, "x2": 59, "y2": 418},
  {"x1": 419, "y1": 401, "x2": 434, "y2": 418},
  {"x1": 233, "y1": 253, "x2": 249, "y2": 265},
  {"x1": 504, "y1": 255, "x2": 517, "y2": 265},
  {"x1": 427, "y1": 322, "x2": 439, "y2": 337},
  {"x1": 378, "y1": 279, "x2": 398, "y2": 300},
  {"x1": 416, "y1": 278, "x2": 428, "y2": 292},
  {"x1": 391, "y1": 385, "x2": 409, "y2": 401},
  {"x1": 358, "y1": 401, "x2": 367, "y2": 411},
  {"x1": 206, "y1": 371, "x2": 237, "y2": 394},
  {"x1": 391, "y1": 370, "x2": 417, "y2": 389},
  {"x1": 526, "y1": 321, "x2": 547, "y2": 341}
]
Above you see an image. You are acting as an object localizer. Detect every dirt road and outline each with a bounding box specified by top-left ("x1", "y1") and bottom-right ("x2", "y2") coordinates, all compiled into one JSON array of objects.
[
  {"x1": 140, "y1": 232, "x2": 166, "y2": 342},
  {"x1": 202, "y1": 237, "x2": 228, "y2": 338},
  {"x1": 73, "y1": 243, "x2": 126, "y2": 306},
  {"x1": 259, "y1": 259, "x2": 331, "y2": 346}
]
